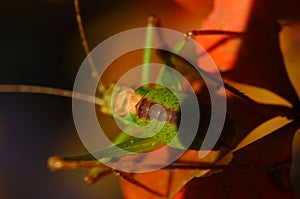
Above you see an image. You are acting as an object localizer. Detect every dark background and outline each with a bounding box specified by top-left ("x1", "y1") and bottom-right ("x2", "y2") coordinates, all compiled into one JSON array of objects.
[{"x1": 0, "y1": 1, "x2": 122, "y2": 199}]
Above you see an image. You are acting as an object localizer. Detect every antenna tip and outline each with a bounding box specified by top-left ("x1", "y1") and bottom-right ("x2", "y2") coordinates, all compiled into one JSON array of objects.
[{"x1": 91, "y1": 71, "x2": 98, "y2": 78}]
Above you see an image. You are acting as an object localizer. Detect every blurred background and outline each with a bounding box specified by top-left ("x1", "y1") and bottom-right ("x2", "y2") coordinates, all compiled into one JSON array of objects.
[{"x1": 0, "y1": 0, "x2": 299, "y2": 199}]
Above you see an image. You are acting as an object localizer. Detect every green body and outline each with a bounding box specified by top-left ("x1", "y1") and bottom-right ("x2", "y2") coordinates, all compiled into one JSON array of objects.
[
  {"x1": 65, "y1": 17, "x2": 197, "y2": 162},
  {"x1": 69, "y1": 85, "x2": 189, "y2": 161}
]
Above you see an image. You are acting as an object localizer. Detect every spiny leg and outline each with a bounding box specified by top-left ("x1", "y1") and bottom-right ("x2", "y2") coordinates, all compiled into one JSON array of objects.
[
  {"x1": 186, "y1": 30, "x2": 250, "y2": 38},
  {"x1": 48, "y1": 151, "x2": 167, "y2": 197}
]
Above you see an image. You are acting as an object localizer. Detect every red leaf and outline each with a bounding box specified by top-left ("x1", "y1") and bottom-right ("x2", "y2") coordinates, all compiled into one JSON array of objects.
[
  {"x1": 196, "y1": 0, "x2": 299, "y2": 105},
  {"x1": 120, "y1": 1, "x2": 299, "y2": 198},
  {"x1": 178, "y1": 121, "x2": 299, "y2": 199}
]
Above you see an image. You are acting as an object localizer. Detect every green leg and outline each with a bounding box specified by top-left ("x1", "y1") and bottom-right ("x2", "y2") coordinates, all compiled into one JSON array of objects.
[
  {"x1": 141, "y1": 16, "x2": 157, "y2": 86},
  {"x1": 62, "y1": 136, "x2": 163, "y2": 161},
  {"x1": 156, "y1": 37, "x2": 187, "y2": 91}
]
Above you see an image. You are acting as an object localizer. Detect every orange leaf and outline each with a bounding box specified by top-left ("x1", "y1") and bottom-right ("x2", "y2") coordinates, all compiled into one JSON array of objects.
[
  {"x1": 196, "y1": 0, "x2": 299, "y2": 105},
  {"x1": 177, "y1": 121, "x2": 299, "y2": 199}
]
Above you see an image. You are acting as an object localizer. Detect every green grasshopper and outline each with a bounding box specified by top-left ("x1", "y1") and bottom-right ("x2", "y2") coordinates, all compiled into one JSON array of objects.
[
  {"x1": 45, "y1": 0, "x2": 252, "y2": 195},
  {"x1": 57, "y1": 1, "x2": 243, "y2": 153},
  {"x1": 0, "y1": 0, "x2": 256, "y2": 197}
]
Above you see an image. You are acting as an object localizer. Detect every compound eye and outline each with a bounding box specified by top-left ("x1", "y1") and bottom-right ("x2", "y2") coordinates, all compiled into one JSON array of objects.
[
  {"x1": 149, "y1": 104, "x2": 167, "y2": 122},
  {"x1": 112, "y1": 88, "x2": 134, "y2": 117}
]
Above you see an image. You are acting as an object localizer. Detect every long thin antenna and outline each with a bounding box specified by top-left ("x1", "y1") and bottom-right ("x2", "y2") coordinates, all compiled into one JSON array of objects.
[
  {"x1": 74, "y1": 0, "x2": 99, "y2": 79},
  {"x1": 0, "y1": 85, "x2": 103, "y2": 106}
]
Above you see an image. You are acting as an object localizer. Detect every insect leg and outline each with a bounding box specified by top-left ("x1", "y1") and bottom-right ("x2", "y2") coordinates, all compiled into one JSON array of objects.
[
  {"x1": 118, "y1": 172, "x2": 166, "y2": 197},
  {"x1": 49, "y1": 134, "x2": 163, "y2": 163},
  {"x1": 141, "y1": 16, "x2": 160, "y2": 86},
  {"x1": 155, "y1": 35, "x2": 189, "y2": 92},
  {"x1": 186, "y1": 30, "x2": 250, "y2": 38},
  {"x1": 84, "y1": 168, "x2": 113, "y2": 184}
]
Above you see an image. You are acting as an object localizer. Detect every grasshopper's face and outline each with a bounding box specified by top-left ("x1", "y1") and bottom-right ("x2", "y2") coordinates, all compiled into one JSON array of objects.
[
  {"x1": 99, "y1": 84, "x2": 182, "y2": 126},
  {"x1": 99, "y1": 84, "x2": 143, "y2": 118}
]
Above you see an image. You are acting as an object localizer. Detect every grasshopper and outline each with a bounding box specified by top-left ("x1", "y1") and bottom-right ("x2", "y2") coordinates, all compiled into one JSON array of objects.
[
  {"x1": 0, "y1": 1, "x2": 239, "y2": 197},
  {"x1": 44, "y1": 0, "x2": 249, "y2": 196},
  {"x1": 2, "y1": 0, "x2": 294, "y2": 198},
  {"x1": 0, "y1": 0, "x2": 253, "y2": 197}
]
